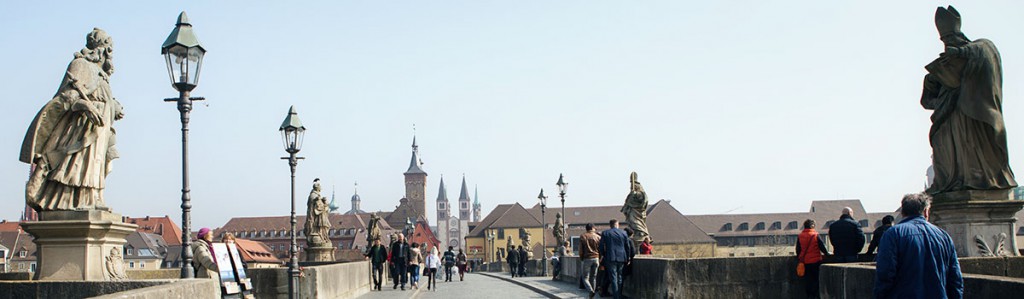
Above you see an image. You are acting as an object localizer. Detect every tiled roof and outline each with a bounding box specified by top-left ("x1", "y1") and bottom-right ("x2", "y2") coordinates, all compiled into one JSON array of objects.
[
  {"x1": 125, "y1": 216, "x2": 183, "y2": 246},
  {"x1": 234, "y1": 238, "x2": 282, "y2": 264},
  {"x1": 686, "y1": 199, "x2": 896, "y2": 238},
  {"x1": 467, "y1": 204, "x2": 514, "y2": 237},
  {"x1": 645, "y1": 200, "x2": 714, "y2": 244},
  {"x1": 124, "y1": 231, "x2": 168, "y2": 260},
  {"x1": 217, "y1": 213, "x2": 391, "y2": 233},
  {"x1": 489, "y1": 203, "x2": 541, "y2": 228},
  {"x1": 0, "y1": 221, "x2": 22, "y2": 232}
]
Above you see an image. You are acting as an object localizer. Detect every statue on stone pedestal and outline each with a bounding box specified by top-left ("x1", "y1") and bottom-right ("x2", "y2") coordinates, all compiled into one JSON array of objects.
[
  {"x1": 520, "y1": 228, "x2": 532, "y2": 249},
  {"x1": 366, "y1": 212, "x2": 382, "y2": 244},
  {"x1": 403, "y1": 218, "x2": 415, "y2": 238},
  {"x1": 305, "y1": 178, "x2": 331, "y2": 246},
  {"x1": 553, "y1": 212, "x2": 566, "y2": 248},
  {"x1": 622, "y1": 172, "x2": 651, "y2": 242},
  {"x1": 21, "y1": 28, "x2": 124, "y2": 212},
  {"x1": 922, "y1": 5, "x2": 1017, "y2": 196},
  {"x1": 506, "y1": 236, "x2": 514, "y2": 253}
]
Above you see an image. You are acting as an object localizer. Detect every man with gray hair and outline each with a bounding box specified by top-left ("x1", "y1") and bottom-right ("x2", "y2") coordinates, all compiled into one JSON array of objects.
[
  {"x1": 875, "y1": 193, "x2": 962, "y2": 298},
  {"x1": 828, "y1": 207, "x2": 866, "y2": 262}
]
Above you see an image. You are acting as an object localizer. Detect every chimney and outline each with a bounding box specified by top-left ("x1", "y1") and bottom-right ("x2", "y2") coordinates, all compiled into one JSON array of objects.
[{"x1": 145, "y1": 216, "x2": 150, "y2": 221}]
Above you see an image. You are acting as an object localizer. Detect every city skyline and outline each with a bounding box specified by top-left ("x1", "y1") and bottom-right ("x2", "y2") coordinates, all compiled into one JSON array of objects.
[{"x1": 2, "y1": 2, "x2": 1024, "y2": 230}]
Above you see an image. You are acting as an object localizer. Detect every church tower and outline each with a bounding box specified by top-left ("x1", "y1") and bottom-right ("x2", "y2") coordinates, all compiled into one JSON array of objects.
[
  {"x1": 403, "y1": 136, "x2": 428, "y2": 220},
  {"x1": 472, "y1": 185, "x2": 482, "y2": 222},
  {"x1": 436, "y1": 176, "x2": 450, "y2": 220},
  {"x1": 458, "y1": 175, "x2": 471, "y2": 219},
  {"x1": 344, "y1": 182, "x2": 366, "y2": 215}
]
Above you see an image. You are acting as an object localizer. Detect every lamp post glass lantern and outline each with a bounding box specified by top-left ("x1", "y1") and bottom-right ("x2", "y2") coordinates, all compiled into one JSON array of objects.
[
  {"x1": 538, "y1": 188, "x2": 548, "y2": 276},
  {"x1": 556, "y1": 173, "x2": 568, "y2": 233},
  {"x1": 162, "y1": 11, "x2": 206, "y2": 279},
  {"x1": 280, "y1": 106, "x2": 305, "y2": 299}
]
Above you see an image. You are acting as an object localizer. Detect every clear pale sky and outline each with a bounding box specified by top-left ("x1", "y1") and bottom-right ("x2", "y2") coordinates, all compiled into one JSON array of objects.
[{"x1": 2, "y1": 1, "x2": 1023, "y2": 230}]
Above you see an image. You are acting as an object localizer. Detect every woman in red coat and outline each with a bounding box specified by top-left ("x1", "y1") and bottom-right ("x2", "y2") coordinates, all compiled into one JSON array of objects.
[
  {"x1": 796, "y1": 219, "x2": 829, "y2": 299},
  {"x1": 639, "y1": 237, "x2": 653, "y2": 255}
]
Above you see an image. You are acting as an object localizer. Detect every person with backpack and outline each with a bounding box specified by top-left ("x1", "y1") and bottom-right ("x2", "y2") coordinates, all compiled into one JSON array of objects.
[{"x1": 443, "y1": 246, "x2": 456, "y2": 282}]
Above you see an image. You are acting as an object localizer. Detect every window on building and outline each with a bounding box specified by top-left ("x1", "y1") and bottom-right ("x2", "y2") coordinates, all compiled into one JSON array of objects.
[
  {"x1": 461, "y1": 202, "x2": 469, "y2": 210},
  {"x1": 859, "y1": 219, "x2": 869, "y2": 228},
  {"x1": 737, "y1": 223, "x2": 749, "y2": 231},
  {"x1": 498, "y1": 229, "x2": 505, "y2": 239},
  {"x1": 753, "y1": 222, "x2": 765, "y2": 230},
  {"x1": 786, "y1": 221, "x2": 799, "y2": 230},
  {"x1": 770, "y1": 221, "x2": 782, "y2": 230},
  {"x1": 18, "y1": 263, "x2": 24, "y2": 270},
  {"x1": 129, "y1": 262, "x2": 135, "y2": 268},
  {"x1": 30, "y1": 263, "x2": 36, "y2": 272},
  {"x1": 0, "y1": 250, "x2": 5, "y2": 258},
  {"x1": 720, "y1": 223, "x2": 733, "y2": 231},
  {"x1": 19, "y1": 250, "x2": 26, "y2": 258},
  {"x1": 140, "y1": 262, "x2": 146, "y2": 268},
  {"x1": 126, "y1": 246, "x2": 134, "y2": 256}
]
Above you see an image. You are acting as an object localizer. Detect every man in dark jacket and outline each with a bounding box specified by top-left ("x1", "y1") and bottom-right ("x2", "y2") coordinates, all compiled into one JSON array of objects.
[
  {"x1": 866, "y1": 215, "x2": 895, "y2": 255},
  {"x1": 875, "y1": 193, "x2": 962, "y2": 298},
  {"x1": 518, "y1": 245, "x2": 528, "y2": 277},
  {"x1": 507, "y1": 247, "x2": 519, "y2": 278},
  {"x1": 390, "y1": 234, "x2": 410, "y2": 290},
  {"x1": 365, "y1": 239, "x2": 389, "y2": 291},
  {"x1": 443, "y1": 246, "x2": 456, "y2": 282},
  {"x1": 828, "y1": 207, "x2": 866, "y2": 262},
  {"x1": 599, "y1": 219, "x2": 634, "y2": 299}
]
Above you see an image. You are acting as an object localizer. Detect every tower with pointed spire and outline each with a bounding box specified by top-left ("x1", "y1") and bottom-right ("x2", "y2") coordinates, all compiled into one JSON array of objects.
[
  {"x1": 458, "y1": 175, "x2": 472, "y2": 219},
  {"x1": 403, "y1": 135, "x2": 428, "y2": 220},
  {"x1": 436, "y1": 176, "x2": 450, "y2": 220},
  {"x1": 473, "y1": 185, "x2": 482, "y2": 222}
]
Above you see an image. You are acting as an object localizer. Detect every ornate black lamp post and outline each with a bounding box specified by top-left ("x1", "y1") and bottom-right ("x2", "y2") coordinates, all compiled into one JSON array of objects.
[
  {"x1": 556, "y1": 174, "x2": 568, "y2": 235},
  {"x1": 280, "y1": 106, "x2": 306, "y2": 299},
  {"x1": 538, "y1": 188, "x2": 548, "y2": 276},
  {"x1": 162, "y1": 11, "x2": 206, "y2": 279}
]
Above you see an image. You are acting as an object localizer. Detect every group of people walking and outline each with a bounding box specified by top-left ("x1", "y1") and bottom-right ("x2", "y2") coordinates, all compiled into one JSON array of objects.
[
  {"x1": 365, "y1": 234, "x2": 468, "y2": 292},
  {"x1": 796, "y1": 193, "x2": 963, "y2": 299},
  {"x1": 505, "y1": 245, "x2": 529, "y2": 278},
  {"x1": 578, "y1": 219, "x2": 635, "y2": 299}
]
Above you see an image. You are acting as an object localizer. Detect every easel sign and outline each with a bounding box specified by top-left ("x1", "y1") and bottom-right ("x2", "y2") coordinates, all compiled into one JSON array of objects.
[
  {"x1": 211, "y1": 243, "x2": 242, "y2": 298},
  {"x1": 226, "y1": 242, "x2": 254, "y2": 299}
]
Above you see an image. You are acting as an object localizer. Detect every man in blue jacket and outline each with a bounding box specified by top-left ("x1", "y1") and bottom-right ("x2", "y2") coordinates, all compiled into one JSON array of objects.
[
  {"x1": 599, "y1": 219, "x2": 634, "y2": 299},
  {"x1": 875, "y1": 193, "x2": 963, "y2": 298}
]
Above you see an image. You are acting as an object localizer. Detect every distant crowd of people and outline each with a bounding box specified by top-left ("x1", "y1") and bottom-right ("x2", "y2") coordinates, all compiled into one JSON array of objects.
[{"x1": 364, "y1": 234, "x2": 468, "y2": 292}]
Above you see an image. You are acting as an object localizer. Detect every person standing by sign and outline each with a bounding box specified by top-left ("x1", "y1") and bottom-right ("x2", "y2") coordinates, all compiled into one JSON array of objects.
[{"x1": 191, "y1": 227, "x2": 218, "y2": 279}]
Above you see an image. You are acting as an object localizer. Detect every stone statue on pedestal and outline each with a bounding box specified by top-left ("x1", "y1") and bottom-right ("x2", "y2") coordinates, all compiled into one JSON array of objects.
[
  {"x1": 305, "y1": 178, "x2": 331, "y2": 247},
  {"x1": 520, "y1": 228, "x2": 533, "y2": 259},
  {"x1": 18, "y1": 28, "x2": 137, "y2": 281},
  {"x1": 921, "y1": 6, "x2": 1023, "y2": 257},
  {"x1": 553, "y1": 212, "x2": 566, "y2": 249},
  {"x1": 922, "y1": 6, "x2": 1017, "y2": 197},
  {"x1": 21, "y1": 28, "x2": 124, "y2": 212},
  {"x1": 621, "y1": 172, "x2": 651, "y2": 242},
  {"x1": 366, "y1": 212, "x2": 382, "y2": 244}
]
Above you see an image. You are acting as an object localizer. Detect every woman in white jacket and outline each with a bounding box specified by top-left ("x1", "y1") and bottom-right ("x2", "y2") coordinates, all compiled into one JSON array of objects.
[{"x1": 425, "y1": 247, "x2": 442, "y2": 291}]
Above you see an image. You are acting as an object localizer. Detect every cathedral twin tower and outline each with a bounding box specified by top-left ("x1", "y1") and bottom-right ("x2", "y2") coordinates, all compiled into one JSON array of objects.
[{"x1": 401, "y1": 136, "x2": 481, "y2": 249}]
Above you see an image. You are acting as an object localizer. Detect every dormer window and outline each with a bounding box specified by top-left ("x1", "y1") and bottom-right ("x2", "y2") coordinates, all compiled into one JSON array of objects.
[
  {"x1": 721, "y1": 223, "x2": 733, "y2": 231},
  {"x1": 737, "y1": 223, "x2": 749, "y2": 231},
  {"x1": 19, "y1": 250, "x2": 26, "y2": 258}
]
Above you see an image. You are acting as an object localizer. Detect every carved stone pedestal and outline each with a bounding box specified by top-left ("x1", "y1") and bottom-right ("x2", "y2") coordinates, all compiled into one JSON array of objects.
[
  {"x1": 930, "y1": 190, "x2": 1024, "y2": 257},
  {"x1": 304, "y1": 245, "x2": 335, "y2": 262},
  {"x1": 21, "y1": 210, "x2": 138, "y2": 281}
]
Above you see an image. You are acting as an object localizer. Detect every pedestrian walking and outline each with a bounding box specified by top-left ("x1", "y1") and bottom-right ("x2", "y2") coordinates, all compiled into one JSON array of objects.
[
  {"x1": 408, "y1": 243, "x2": 423, "y2": 290},
  {"x1": 599, "y1": 219, "x2": 634, "y2": 299},
  {"x1": 875, "y1": 193, "x2": 963, "y2": 298},
  {"x1": 443, "y1": 246, "x2": 456, "y2": 282},
  {"x1": 797, "y1": 219, "x2": 829, "y2": 299},
  {"x1": 507, "y1": 246, "x2": 519, "y2": 278},
  {"x1": 579, "y1": 223, "x2": 602, "y2": 299},
  {"x1": 517, "y1": 245, "x2": 528, "y2": 277},
  {"x1": 866, "y1": 215, "x2": 895, "y2": 255},
  {"x1": 456, "y1": 249, "x2": 468, "y2": 281},
  {"x1": 365, "y1": 239, "x2": 388, "y2": 291},
  {"x1": 389, "y1": 234, "x2": 410, "y2": 290},
  {"x1": 828, "y1": 207, "x2": 866, "y2": 262},
  {"x1": 426, "y1": 247, "x2": 441, "y2": 291}
]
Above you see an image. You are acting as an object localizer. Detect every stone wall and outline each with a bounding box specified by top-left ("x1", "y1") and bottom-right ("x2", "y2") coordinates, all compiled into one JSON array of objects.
[
  {"x1": 249, "y1": 261, "x2": 370, "y2": 299},
  {"x1": 560, "y1": 255, "x2": 806, "y2": 298},
  {"x1": 958, "y1": 256, "x2": 1024, "y2": 278},
  {"x1": 89, "y1": 279, "x2": 219, "y2": 299},
  {"x1": 820, "y1": 261, "x2": 1024, "y2": 298},
  {"x1": 0, "y1": 280, "x2": 173, "y2": 299},
  {"x1": 126, "y1": 269, "x2": 179, "y2": 280},
  {"x1": 656, "y1": 243, "x2": 716, "y2": 258}
]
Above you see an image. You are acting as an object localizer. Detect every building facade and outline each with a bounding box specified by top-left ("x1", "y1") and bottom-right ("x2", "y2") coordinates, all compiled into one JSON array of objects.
[{"x1": 437, "y1": 176, "x2": 472, "y2": 250}]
